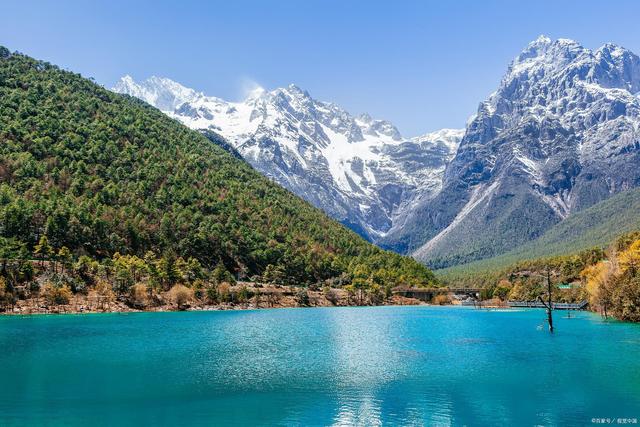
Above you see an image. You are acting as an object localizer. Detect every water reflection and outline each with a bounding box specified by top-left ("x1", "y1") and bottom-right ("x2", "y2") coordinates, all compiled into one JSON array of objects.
[{"x1": 324, "y1": 307, "x2": 403, "y2": 425}]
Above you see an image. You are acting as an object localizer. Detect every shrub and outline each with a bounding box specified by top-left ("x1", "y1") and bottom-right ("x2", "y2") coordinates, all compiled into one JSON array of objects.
[
  {"x1": 235, "y1": 285, "x2": 250, "y2": 303},
  {"x1": 433, "y1": 294, "x2": 451, "y2": 305},
  {"x1": 93, "y1": 280, "x2": 115, "y2": 310},
  {"x1": 168, "y1": 284, "x2": 193, "y2": 310},
  {"x1": 217, "y1": 282, "x2": 231, "y2": 303},
  {"x1": 42, "y1": 283, "x2": 73, "y2": 305},
  {"x1": 493, "y1": 285, "x2": 510, "y2": 301},
  {"x1": 0, "y1": 277, "x2": 7, "y2": 307},
  {"x1": 212, "y1": 263, "x2": 236, "y2": 285},
  {"x1": 129, "y1": 283, "x2": 148, "y2": 308},
  {"x1": 368, "y1": 284, "x2": 384, "y2": 305},
  {"x1": 0, "y1": 277, "x2": 6, "y2": 299},
  {"x1": 323, "y1": 286, "x2": 339, "y2": 305},
  {"x1": 206, "y1": 286, "x2": 218, "y2": 304},
  {"x1": 192, "y1": 279, "x2": 205, "y2": 300},
  {"x1": 295, "y1": 288, "x2": 309, "y2": 307}
]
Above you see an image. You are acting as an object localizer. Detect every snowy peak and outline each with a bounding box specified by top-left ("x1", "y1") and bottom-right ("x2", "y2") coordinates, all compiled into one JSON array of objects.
[
  {"x1": 594, "y1": 43, "x2": 640, "y2": 93},
  {"x1": 412, "y1": 128, "x2": 464, "y2": 154},
  {"x1": 531, "y1": 34, "x2": 552, "y2": 46},
  {"x1": 113, "y1": 76, "x2": 463, "y2": 240},
  {"x1": 382, "y1": 37, "x2": 640, "y2": 268},
  {"x1": 113, "y1": 75, "x2": 205, "y2": 112},
  {"x1": 503, "y1": 36, "x2": 640, "y2": 95},
  {"x1": 505, "y1": 36, "x2": 585, "y2": 86},
  {"x1": 113, "y1": 36, "x2": 640, "y2": 269},
  {"x1": 515, "y1": 35, "x2": 575, "y2": 64},
  {"x1": 357, "y1": 114, "x2": 402, "y2": 141}
]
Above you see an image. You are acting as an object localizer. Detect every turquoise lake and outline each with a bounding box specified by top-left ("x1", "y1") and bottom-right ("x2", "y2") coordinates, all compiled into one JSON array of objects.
[{"x1": 1, "y1": 306, "x2": 639, "y2": 426}]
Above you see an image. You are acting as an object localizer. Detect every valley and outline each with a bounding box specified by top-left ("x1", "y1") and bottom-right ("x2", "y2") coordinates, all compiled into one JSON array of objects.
[
  {"x1": 115, "y1": 37, "x2": 640, "y2": 278},
  {"x1": 0, "y1": 47, "x2": 436, "y2": 315},
  {"x1": 4, "y1": 3, "x2": 640, "y2": 425}
]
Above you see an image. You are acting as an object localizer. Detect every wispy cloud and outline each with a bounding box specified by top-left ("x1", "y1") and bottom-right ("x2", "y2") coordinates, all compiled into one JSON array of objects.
[{"x1": 237, "y1": 77, "x2": 265, "y2": 100}]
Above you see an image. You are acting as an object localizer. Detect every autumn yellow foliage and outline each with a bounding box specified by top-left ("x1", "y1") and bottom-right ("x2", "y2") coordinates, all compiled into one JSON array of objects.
[
  {"x1": 42, "y1": 283, "x2": 73, "y2": 306},
  {"x1": 619, "y1": 241, "x2": 640, "y2": 273},
  {"x1": 130, "y1": 283, "x2": 148, "y2": 308},
  {"x1": 168, "y1": 284, "x2": 193, "y2": 309},
  {"x1": 581, "y1": 238, "x2": 640, "y2": 321}
]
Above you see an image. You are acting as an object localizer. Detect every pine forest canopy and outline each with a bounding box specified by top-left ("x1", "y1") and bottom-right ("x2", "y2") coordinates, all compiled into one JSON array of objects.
[{"x1": 0, "y1": 46, "x2": 436, "y2": 288}]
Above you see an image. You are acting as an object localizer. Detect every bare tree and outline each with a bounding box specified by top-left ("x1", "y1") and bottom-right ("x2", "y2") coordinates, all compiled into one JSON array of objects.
[{"x1": 536, "y1": 267, "x2": 554, "y2": 333}]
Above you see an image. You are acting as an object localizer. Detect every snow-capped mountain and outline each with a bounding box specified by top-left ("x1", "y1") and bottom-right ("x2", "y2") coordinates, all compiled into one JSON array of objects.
[
  {"x1": 114, "y1": 76, "x2": 463, "y2": 239},
  {"x1": 381, "y1": 36, "x2": 640, "y2": 268}
]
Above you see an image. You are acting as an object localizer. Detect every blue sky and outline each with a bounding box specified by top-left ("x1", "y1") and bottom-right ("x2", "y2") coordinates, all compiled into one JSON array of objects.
[{"x1": 2, "y1": 0, "x2": 640, "y2": 136}]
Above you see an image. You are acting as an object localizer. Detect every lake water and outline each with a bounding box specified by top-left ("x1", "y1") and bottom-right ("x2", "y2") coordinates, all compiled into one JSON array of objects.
[{"x1": 1, "y1": 306, "x2": 639, "y2": 426}]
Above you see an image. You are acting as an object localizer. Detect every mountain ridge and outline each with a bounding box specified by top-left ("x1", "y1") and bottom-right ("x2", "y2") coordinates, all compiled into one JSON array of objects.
[
  {"x1": 113, "y1": 76, "x2": 464, "y2": 241},
  {"x1": 380, "y1": 36, "x2": 640, "y2": 268},
  {"x1": 114, "y1": 36, "x2": 640, "y2": 272}
]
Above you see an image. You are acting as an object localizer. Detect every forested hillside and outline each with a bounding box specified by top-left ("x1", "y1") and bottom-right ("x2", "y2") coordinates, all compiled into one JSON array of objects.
[
  {"x1": 439, "y1": 187, "x2": 640, "y2": 278},
  {"x1": 0, "y1": 46, "x2": 436, "y2": 295},
  {"x1": 441, "y1": 231, "x2": 640, "y2": 322}
]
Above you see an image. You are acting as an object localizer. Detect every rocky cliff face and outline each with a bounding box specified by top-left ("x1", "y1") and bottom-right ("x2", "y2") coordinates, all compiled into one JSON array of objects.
[
  {"x1": 381, "y1": 36, "x2": 640, "y2": 268},
  {"x1": 114, "y1": 77, "x2": 462, "y2": 240}
]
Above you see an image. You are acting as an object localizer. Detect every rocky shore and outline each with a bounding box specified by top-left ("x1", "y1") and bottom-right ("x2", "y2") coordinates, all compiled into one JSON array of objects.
[{"x1": 1, "y1": 283, "x2": 426, "y2": 315}]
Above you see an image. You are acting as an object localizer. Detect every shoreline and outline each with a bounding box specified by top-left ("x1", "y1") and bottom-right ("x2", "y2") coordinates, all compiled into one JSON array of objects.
[
  {"x1": 0, "y1": 286, "x2": 433, "y2": 316},
  {"x1": 1, "y1": 298, "x2": 515, "y2": 317},
  {"x1": 1, "y1": 301, "x2": 433, "y2": 316},
  {"x1": 0, "y1": 303, "x2": 508, "y2": 317}
]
